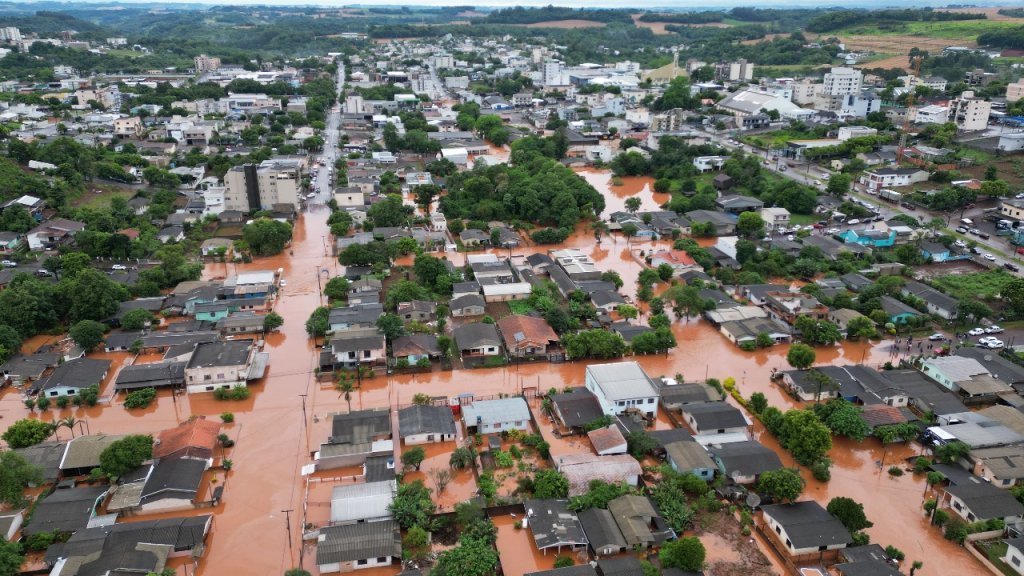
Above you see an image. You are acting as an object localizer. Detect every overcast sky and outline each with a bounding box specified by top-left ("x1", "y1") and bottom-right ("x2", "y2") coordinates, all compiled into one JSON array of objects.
[{"x1": 22, "y1": 0, "x2": 1005, "y2": 7}]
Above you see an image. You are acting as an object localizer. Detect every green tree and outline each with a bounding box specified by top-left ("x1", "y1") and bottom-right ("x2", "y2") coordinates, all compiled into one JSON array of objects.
[
  {"x1": 749, "y1": 392, "x2": 768, "y2": 415},
  {"x1": 69, "y1": 320, "x2": 107, "y2": 351},
  {"x1": 120, "y1": 308, "x2": 156, "y2": 330},
  {"x1": 376, "y1": 313, "x2": 405, "y2": 343},
  {"x1": 323, "y1": 276, "x2": 350, "y2": 302},
  {"x1": 787, "y1": 343, "x2": 816, "y2": 370},
  {"x1": 123, "y1": 387, "x2": 157, "y2": 409},
  {"x1": 827, "y1": 496, "x2": 874, "y2": 532},
  {"x1": 814, "y1": 398, "x2": 870, "y2": 441},
  {"x1": 0, "y1": 325, "x2": 23, "y2": 364},
  {"x1": 242, "y1": 218, "x2": 292, "y2": 256},
  {"x1": 0, "y1": 450, "x2": 44, "y2": 507},
  {"x1": 736, "y1": 211, "x2": 765, "y2": 239},
  {"x1": 0, "y1": 540, "x2": 25, "y2": 576},
  {"x1": 756, "y1": 468, "x2": 805, "y2": 502},
  {"x1": 826, "y1": 173, "x2": 852, "y2": 197},
  {"x1": 284, "y1": 570, "x2": 313, "y2": 576},
  {"x1": 263, "y1": 312, "x2": 284, "y2": 332},
  {"x1": 625, "y1": 431, "x2": 658, "y2": 459},
  {"x1": 388, "y1": 480, "x2": 436, "y2": 529},
  {"x1": 660, "y1": 536, "x2": 706, "y2": 572},
  {"x1": 305, "y1": 306, "x2": 330, "y2": 338},
  {"x1": 533, "y1": 469, "x2": 570, "y2": 499},
  {"x1": 779, "y1": 410, "x2": 833, "y2": 465},
  {"x1": 554, "y1": 556, "x2": 574, "y2": 568},
  {"x1": 63, "y1": 269, "x2": 128, "y2": 323},
  {"x1": 402, "y1": 446, "x2": 426, "y2": 471},
  {"x1": 99, "y1": 434, "x2": 153, "y2": 477},
  {"x1": 432, "y1": 534, "x2": 499, "y2": 576},
  {"x1": 845, "y1": 316, "x2": 877, "y2": 340}
]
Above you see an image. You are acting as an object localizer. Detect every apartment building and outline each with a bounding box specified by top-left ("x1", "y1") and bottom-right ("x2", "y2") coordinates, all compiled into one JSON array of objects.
[
  {"x1": 194, "y1": 54, "x2": 222, "y2": 74},
  {"x1": 949, "y1": 90, "x2": 992, "y2": 131},
  {"x1": 822, "y1": 67, "x2": 862, "y2": 96},
  {"x1": 224, "y1": 160, "x2": 302, "y2": 212}
]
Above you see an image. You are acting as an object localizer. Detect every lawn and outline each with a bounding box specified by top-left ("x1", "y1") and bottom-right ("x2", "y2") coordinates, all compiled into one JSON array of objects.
[
  {"x1": 978, "y1": 540, "x2": 1018, "y2": 576},
  {"x1": 507, "y1": 300, "x2": 536, "y2": 315},
  {"x1": 834, "y1": 19, "x2": 1023, "y2": 40},
  {"x1": 740, "y1": 128, "x2": 824, "y2": 150},
  {"x1": 932, "y1": 269, "x2": 1017, "y2": 301},
  {"x1": 70, "y1": 186, "x2": 134, "y2": 210}
]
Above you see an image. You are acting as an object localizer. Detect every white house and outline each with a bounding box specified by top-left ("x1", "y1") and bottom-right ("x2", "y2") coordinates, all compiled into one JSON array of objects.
[
  {"x1": 398, "y1": 404, "x2": 457, "y2": 445},
  {"x1": 915, "y1": 104, "x2": 949, "y2": 125},
  {"x1": 462, "y1": 397, "x2": 531, "y2": 434},
  {"x1": 585, "y1": 361, "x2": 659, "y2": 419},
  {"x1": 316, "y1": 520, "x2": 400, "y2": 574},
  {"x1": 760, "y1": 207, "x2": 790, "y2": 231},
  {"x1": 944, "y1": 481, "x2": 1024, "y2": 524},
  {"x1": 1003, "y1": 537, "x2": 1024, "y2": 575},
  {"x1": 692, "y1": 156, "x2": 726, "y2": 173},
  {"x1": 859, "y1": 168, "x2": 929, "y2": 192},
  {"x1": 330, "y1": 480, "x2": 396, "y2": 524},
  {"x1": 761, "y1": 501, "x2": 853, "y2": 558}
]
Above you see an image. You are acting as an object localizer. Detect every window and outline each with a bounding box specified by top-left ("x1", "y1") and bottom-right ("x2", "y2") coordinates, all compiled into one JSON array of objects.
[
  {"x1": 775, "y1": 526, "x2": 781, "y2": 535},
  {"x1": 953, "y1": 501, "x2": 962, "y2": 511},
  {"x1": 217, "y1": 373, "x2": 225, "y2": 379},
  {"x1": 363, "y1": 350, "x2": 371, "y2": 358},
  {"x1": 427, "y1": 435, "x2": 434, "y2": 442},
  {"x1": 617, "y1": 401, "x2": 625, "y2": 407},
  {"x1": 1013, "y1": 556, "x2": 1020, "y2": 567},
  {"x1": 515, "y1": 421, "x2": 523, "y2": 427},
  {"x1": 357, "y1": 559, "x2": 368, "y2": 566},
  {"x1": 377, "y1": 557, "x2": 387, "y2": 563},
  {"x1": 204, "y1": 374, "x2": 211, "y2": 381},
  {"x1": 206, "y1": 386, "x2": 214, "y2": 392}
]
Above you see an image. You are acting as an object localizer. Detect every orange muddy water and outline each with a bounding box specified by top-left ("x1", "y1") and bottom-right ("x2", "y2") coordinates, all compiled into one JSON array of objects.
[{"x1": 0, "y1": 170, "x2": 979, "y2": 575}]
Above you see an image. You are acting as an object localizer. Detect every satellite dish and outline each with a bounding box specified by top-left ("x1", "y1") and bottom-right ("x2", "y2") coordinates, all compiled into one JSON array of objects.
[{"x1": 746, "y1": 493, "x2": 762, "y2": 508}]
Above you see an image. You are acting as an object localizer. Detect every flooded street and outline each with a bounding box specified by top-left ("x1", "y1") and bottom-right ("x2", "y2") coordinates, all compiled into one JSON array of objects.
[{"x1": 0, "y1": 164, "x2": 984, "y2": 576}]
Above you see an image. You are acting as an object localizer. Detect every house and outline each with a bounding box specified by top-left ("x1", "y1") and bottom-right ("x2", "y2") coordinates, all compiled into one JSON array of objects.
[
  {"x1": 901, "y1": 280, "x2": 958, "y2": 320},
  {"x1": 398, "y1": 404, "x2": 457, "y2": 445},
  {"x1": 922, "y1": 356, "x2": 1012, "y2": 402},
  {"x1": 30, "y1": 357, "x2": 111, "y2": 398},
  {"x1": 550, "y1": 387, "x2": 605, "y2": 431},
  {"x1": 658, "y1": 380, "x2": 723, "y2": 410},
  {"x1": 649, "y1": 250, "x2": 698, "y2": 277},
  {"x1": 215, "y1": 312, "x2": 266, "y2": 335},
  {"x1": 157, "y1": 225, "x2": 185, "y2": 243},
  {"x1": 692, "y1": 156, "x2": 726, "y2": 172},
  {"x1": 462, "y1": 397, "x2": 531, "y2": 434},
  {"x1": 708, "y1": 440, "x2": 782, "y2": 484},
  {"x1": 330, "y1": 480, "x2": 396, "y2": 524},
  {"x1": 328, "y1": 303, "x2": 384, "y2": 333},
  {"x1": 719, "y1": 317, "x2": 792, "y2": 347},
  {"x1": 681, "y1": 402, "x2": 750, "y2": 437},
  {"x1": 396, "y1": 301, "x2": 437, "y2": 323},
  {"x1": 23, "y1": 485, "x2": 108, "y2": 536},
  {"x1": 664, "y1": 440, "x2": 717, "y2": 480},
  {"x1": 838, "y1": 228, "x2": 896, "y2": 248},
  {"x1": 588, "y1": 425, "x2": 627, "y2": 456},
  {"x1": 200, "y1": 237, "x2": 234, "y2": 258},
  {"x1": 879, "y1": 296, "x2": 921, "y2": 324},
  {"x1": 454, "y1": 322, "x2": 502, "y2": 357},
  {"x1": 762, "y1": 291, "x2": 828, "y2": 325},
  {"x1": 761, "y1": 501, "x2": 853, "y2": 558},
  {"x1": 585, "y1": 361, "x2": 659, "y2": 419},
  {"x1": 114, "y1": 361, "x2": 187, "y2": 392},
  {"x1": 391, "y1": 334, "x2": 441, "y2": 364},
  {"x1": 860, "y1": 168, "x2": 929, "y2": 192},
  {"x1": 60, "y1": 434, "x2": 125, "y2": 476},
  {"x1": 577, "y1": 508, "x2": 627, "y2": 558},
  {"x1": 14, "y1": 441, "x2": 66, "y2": 483},
  {"x1": 316, "y1": 409, "x2": 393, "y2": 470},
  {"x1": 460, "y1": 228, "x2": 489, "y2": 246},
  {"x1": 1, "y1": 351, "x2": 60, "y2": 386},
  {"x1": 0, "y1": 512, "x2": 22, "y2": 542},
  {"x1": 944, "y1": 479, "x2": 1024, "y2": 523},
  {"x1": 497, "y1": 315, "x2": 560, "y2": 358},
  {"x1": 970, "y1": 446, "x2": 1024, "y2": 488},
  {"x1": 482, "y1": 282, "x2": 532, "y2": 302},
  {"x1": 154, "y1": 418, "x2": 221, "y2": 461},
  {"x1": 0, "y1": 231, "x2": 22, "y2": 254},
  {"x1": 556, "y1": 453, "x2": 642, "y2": 496},
  {"x1": 450, "y1": 294, "x2": 486, "y2": 317},
  {"x1": 760, "y1": 207, "x2": 791, "y2": 231},
  {"x1": 607, "y1": 494, "x2": 675, "y2": 549},
  {"x1": 524, "y1": 499, "x2": 589, "y2": 556},
  {"x1": 957, "y1": 347, "x2": 1024, "y2": 386},
  {"x1": 1004, "y1": 537, "x2": 1024, "y2": 575},
  {"x1": 26, "y1": 218, "x2": 85, "y2": 250},
  {"x1": 184, "y1": 339, "x2": 266, "y2": 393},
  {"x1": 316, "y1": 519, "x2": 401, "y2": 574},
  {"x1": 590, "y1": 290, "x2": 627, "y2": 313},
  {"x1": 123, "y1": 457, "x2": 209, "y2": 514},
  {"x1": 840, "y1": 273, "x2": 873, "y2": 293},
  {"x1": 327, "y1": 332, "x2": 387, "y2": 369},
  {"x1": 829, "y1": 309, "x2": 870, "y2": 335},
  {"x1": 716, "y1": 194, "x2": 763, "y2": 214},
  {"x1": 920, "y1": 241, "x2": 953, "y2": 263},
  {"x1": 781, "y1": 366, "x2": 851, "y2": 402},
  {"x1": 684, "y1": 209, "x2": 735, "y2": 235}
]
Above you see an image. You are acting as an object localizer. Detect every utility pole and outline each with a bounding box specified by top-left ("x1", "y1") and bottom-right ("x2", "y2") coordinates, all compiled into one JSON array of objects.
[
  {"x1": 298, "y1": 394, "x2": 308, "y2": 430},
  {"x1": 282, "y1": 509, "x2": 294, "y2": 551}
]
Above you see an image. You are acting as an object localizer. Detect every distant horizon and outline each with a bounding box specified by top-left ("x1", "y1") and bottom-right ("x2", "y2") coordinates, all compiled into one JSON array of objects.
[{"x1": 4, "y1": 0, "x2": 1022, "y2": 9}]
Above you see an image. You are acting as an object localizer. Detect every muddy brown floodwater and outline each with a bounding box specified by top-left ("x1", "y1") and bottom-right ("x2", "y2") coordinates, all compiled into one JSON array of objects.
[{"x1": 0, "y1": 169, "x2": 982, "y2": 575}]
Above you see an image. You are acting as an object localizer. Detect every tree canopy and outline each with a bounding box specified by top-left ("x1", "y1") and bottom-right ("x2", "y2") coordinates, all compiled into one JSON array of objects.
[
  {"x1": 2, "y1": 419, "x2": 55, "y2": 449},
  {"x1": 99, "y1": 434, "x2": 153, "y2": 477}
]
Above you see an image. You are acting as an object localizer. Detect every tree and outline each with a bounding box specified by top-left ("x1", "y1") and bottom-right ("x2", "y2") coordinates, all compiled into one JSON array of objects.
[
  {"x1": 625, "y1": 431, "x2": 658, "y2": 459},
  {"x1": 0, "y1": 325, "x2": 21, "y2": 365},
  {"x1": 242, "y1": 218, "x2": 292, "y2": 256},
  {"x1": 794, "y1": 317, "x2": 842, "y2": 346},
  {"x1": 814, "y1": 398, "x2": 870, "y2": 441},
  {"x1": 323, "y1": 276, "x2": 350, "y2": 302},
  {"x1": 756, "y1": 468, "x2": 805, "y2": 502},
  {"x1": 787, "y1": 343, "x2": 816, "y2": 370},
  {"x1": 69, "y1": 320, "x2": 107, "y2": 351},
  {"x1": 826, "y1": 173, "x2": 852, "y2": 197},
  {"x1": 934, "y1": 441, "x2": 970, "y2": 465},
  {"x1": 402, "y1": 446, "x2": 426, "y2": 471},
  {"x1": 388, "y1": 480, "x2": 436, "y2": 529},
  {"x1": 120, "y1": 308, "x2": 155, "y2": 330},
  {"x1": 63, "y1": 269, "x2": 128, "y2": 323},
  {"x1": 624, "y1": 197, "x2": 641, "y2": 214},
  {"x1": 615, "y1": 304, "x2": 638, "y2": 320},
  {"x1": 827, "y1": 496, "x2": 874, "y2": 532},
  {"x1": 263, "y1": 312, "x2": 284, "y2": 332},
  {"x1": 0, "y1": 540, "x2": 24, "y2": 576},
  {"x1": 554, "y1": 556, "x2": 574, "y2": 568},
  {"x1": 403, "y1": 525, "x2": 431, "y2": 562},
  {"x1": 736, "y1": 211, "x2": 765, "y2": 239},
  {"x1": 749, "y1": 392, "x2": 768, "y2": 415},
  {"x1": 376, "y1": 313, "x2": 405, "y2": 343},
  {"x1": 336, "y1": 373, "x2": 355, "y2": 412},
  {"x1": 432, "y1": 534, "x2": 499, "y2": 576},
  {"x1": 659, "y1": 536, "x2": 706, "y2": 572},
  {"x1": 305, "y1": 306, "x2": 330, "y2": 338},
  {"x1": 123, "y1": 387, "x2": 157, "y2": 409},
  {"x1": 845, "y1": 316, "x2": 877, "y2": 340},
  {"x1": 533, "y1": 469, "x2": 570, "y2": 499},
  {"x1": 0, "y1": 450, "x2": 44, "y2": 507},
  {"x1": 99, "y1": 434, "x2": 153, "y2": 477},
  {"x1": 980, "y1": 179, "x2": 1009, "y2": 198},
  {"x1": 450, "y1": 447, "x2": 475, "y2": 470},
  {"x1": 284, "y1": 570, "x2": 313, "y2": 576},
  {"x1": 779, "y1": 410, "x2": 833, "y2": 465},
  {"x1": 2, "y1": 419, "x2": 56, "y2": 449}
]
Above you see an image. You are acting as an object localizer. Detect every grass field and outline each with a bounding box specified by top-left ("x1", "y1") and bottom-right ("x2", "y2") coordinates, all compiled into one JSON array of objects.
[
  {"x1": 740, "y1": 129, "x2": 822, "y2": 150},
  {"x1": 932, "y1": 269, "x2": 1017, "y2": 300},
  {"x1": 832, "y1": 19, "x2": 1023, "y2": 41},
  {"x1": 70, "y1": 186, "x2": 134, "y2": 210}
]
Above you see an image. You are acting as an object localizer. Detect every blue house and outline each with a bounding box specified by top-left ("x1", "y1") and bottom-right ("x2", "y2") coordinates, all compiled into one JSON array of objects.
[
  {"x1": 880, "y1": 296, "x2": 921, "y2": 324},
  {"x1": 194, "y1": 301, "x2": 238, "y2": 322},
  {"x1": 920, "y1": 241, "x2": 951, "y2": 263},
  {"x1": 839, "y1": 229, "x2": 896, "y2": 248}
]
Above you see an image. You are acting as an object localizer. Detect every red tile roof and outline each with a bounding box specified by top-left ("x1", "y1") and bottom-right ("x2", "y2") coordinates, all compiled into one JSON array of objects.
[
  {"x1": 153, "y1": 417, "x2": 221, "y2": 459},
  {"x1": 588, "y1": 425, "x2": 626, "y2": 454},
  {"x1": 496, "y1": 315, "x2": 559, "y2": 351}
]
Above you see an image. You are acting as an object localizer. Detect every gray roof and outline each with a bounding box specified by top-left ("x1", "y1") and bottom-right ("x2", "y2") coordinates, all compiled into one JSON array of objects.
[
  {"x1": 761, "y1": 501, "x2": 853, "y2": 549},
  {"x1": 398, "y1": 404, "x2": 457, "y2": 438},
  {"x1": 956, "y1": 348, "x2": 1024, "y2": 385},
  {"x1": 462, "y1": 397, "x2": 530, "y2": 428},
  {"x1": 61, "y1": 434, "x2": 125, "y2": 471},
  {"x1": 576, "y1": 507, "x2": 626, "y2": 551},
  {"x1": 880, "y1": 296, "x2": 920, "y2": 317},
  {"x1": 454, "y1": 322, "x2": 501, "y2": 350},
  {"x1": 903, "y1": 280, "x2": 957, "y2": 312},
  {"x1": 24, "y1": 485, "x2": 108, "y2": 535},
  {"x1": 526, "y1": 566, "x2": 599, "y2": 576},
  {"x1": 330, "y1": 333, "x2": 386, "y2": 354},
  {"x1": 33, "y1": 357, "x2": 111, "y2": 392},
  {"x1": 0, "y1": 351, "x2": 59, "y2": 379},
  {"x1": 595, "y1": 556, "x2": 645, "y2": 576},
  {"x1": 590, "y1": 290, "x2": 626, "y2": 308},
  {"x1": 14, "y1": 441, "x2": 66, "y2": 482},
  {"x1": 945, "y1": 480, "x2": 1024, "y2": 519},
  {"x1": 709, "y1": 440, "x2": 783, "y2": 478},
  {"x1": 140, "y1": 458, "x2": 206, "y2": 504},
  {"x1": 836, "y1": 560, "x2": 902, "y2": 576},
  {"x1": 331, "y1": 480, "x2": 396, "y2": 523},
  {"x1": 664, "y1": 440, "x2": 716, "y2": 471},
  {"x1": 551, "y1": 387, "x2": 604, "y2": 428},
  {"x1": 328, "y1": 303, "x2": 384, "y2": 325},
  {"x1": 524, "y1": 499, "x2": 588, "y2": 550},
  {"x1": 585, "y1": 362, "x2": 658, "y2": 402},
  {"x1": 329, "y1": 409, "x2": 391, "y2": 445},
  {"x1": 186, "y1": 339, "x2": 252, "y2": 368},
  {"x1": 450, "y1": 293, "x2": 485, "y2": 310},
  {"x1": 316, "y1": 519, "x2": 401, "y2": 565},
  {"x1": 114, "y1": 361, "x2": 186, "y2": 391},
  {"x1": 52, "y1": 514, "x2": 210, "y2": 575},
  {"x1": 682, "y1": 402, "x2": 748, "y2": 430}
]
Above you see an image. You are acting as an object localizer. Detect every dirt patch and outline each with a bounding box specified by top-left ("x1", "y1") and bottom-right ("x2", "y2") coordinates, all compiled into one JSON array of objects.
[
  {"x1": 811, "y1": 33, "x2": 977, "y2": 69},
  {"x1": 855, "y1": 55, "x2": 914, "y2": 71},
  {"x1": 518, "y1": 20, "x2": 607, "y2": 29},
  {"x1": 740, "y1": 33, "x2": 790, "y2": 45},
  {"x1": 694, "y1": 509, "x2": 776, "y2": 576},
  {"x1": 631, "y1": 14, "x2": 733, "y2": 35}
]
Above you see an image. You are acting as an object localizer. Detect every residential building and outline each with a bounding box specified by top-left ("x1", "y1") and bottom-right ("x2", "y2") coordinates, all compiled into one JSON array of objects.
[
  {"x1": 224, "y1": 160, "x2": 303, "y2": 212},
  {"x1": 916, "y1": 104, "x2": 949, "y2": 125},
  {"x1": 398, "y1": 404, "x2": 456, "y2": 445},
  {"x1": 30, "y1": 357, "x2": 110, "y2": 398},
  {"x1": 922, "y1": 356, "x2": 1012, "y2": 402},
  {"x1": 390, "y1": 334, "x2": 441, "y2": 364},
  {"x1": 462, "y1": 397, "x2": 531, "y2": 434},
  {"x1": 26, "y1": 218, "x2": 86, "y2": 251},
  {"x1": 944, "y1": 480, "x2": 1024, "y2": 523},
  {"x1": 1003, "y1": 537, "x2": 1024, "y2": 575},
  {"x1": 588, "y1": 425, "x2": 627, "y2": 456},
  {"x1": 330, "y1": 480, "x2": 396, "y2": 524},
  {"x1": 949, "y1": 90, "x2": 991, "y2": 131},
  {"x1": 1009, "y1": 81, "x2": 1024, "y2": 103},
  {"x1": 184, "y1": 339, "x2": 267, "y2": 393},
  {"x1": 708, "y1": 440, "x2": 783, "y2": 484},
  {"x1": 859, "y1": 168, "x2": 929, "y2": 192},
  {"x1": 577, "y1": 508, "x2": 627, "y2": 558},
  {"x1": 585, "y1": 361, "x2": 659, "y2": 419},
  {"x1": 761, "y1": 501, "x2": 853, "y2": 558},
  {"x1": 496, "y1": 315, "x2": 560, "y2": 358},
  {"x1": 607, "y1": 494, "x2": 675, "y2": 549},
  {"x1": 760, "y1": 207, "x2": 791, "y2": 231},
  {"x1": 194, "y1": 54, "x2": 221, "y2": 73},
  {"x1": 453, "y1": 322, "x2": 502, "y2": 357},
  {"x1": 822, "y1": 67, "x2": 863, "y2": 96},
  {"x1": 901, "y1": 280, "x2": 957, "y2": 320},
  {"x1": 524, "y1": 499, "x2": 588, "y2": 557},
  {"x1": 664, "y1": 440, "x2": 716, "y2": 480},
  {"x1": 22, "y1": 485, "x2": 108, "y2": 536},
  {"x1": 550, "y1": 388, "x2": 605, "y2": 431},
  {"x1": 316, "y1": 409, "x2": 393, "y2": 470},
  {"x1": 327, "y1": 331, "x2": 387, "y2": 369},
  {"x1": 316, "y1": 520, "x2": 401, "y2": 574},
  {"x1": 681, "y1": 402, "x2": 750, "y2": 437},
  {"x1": 555, "y1": 453, "x2": 642, "y2": 496}
]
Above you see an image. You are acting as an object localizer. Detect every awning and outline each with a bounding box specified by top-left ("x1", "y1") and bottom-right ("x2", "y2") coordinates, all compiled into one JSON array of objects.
[{"x1": 245, "y1": 352, "x2": 270, "y2": 380}]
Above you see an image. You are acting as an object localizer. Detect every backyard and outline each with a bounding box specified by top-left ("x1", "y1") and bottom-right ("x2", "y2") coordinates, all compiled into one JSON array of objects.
[{"x1": 931, "y1": 269, "x2": 1017, "y2": 301}]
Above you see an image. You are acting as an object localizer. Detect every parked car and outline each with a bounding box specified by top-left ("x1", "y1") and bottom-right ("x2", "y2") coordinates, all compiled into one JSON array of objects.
[
  {"x1": 847, "y1": 219, "x2": 861, "y2": 225},
  {"x1": 986, "y1": 325, "x2": 1004, "y2": 334},
  {"x1": 970, "y1": 228, "x2": 982, "y2": 235},
  {"x1": 928, "y1": 333, "x2": 945, "y2": 341},
  {"x1": 1006, "y1": 263, "x2": 1021, "y2": 272},
  {"x1": 985, "y1": 340, "x2": 1005, "y2": 349},
  {"x1": 984, "y1": 253, "x2": 997, "y2": 261},
  {"x1": 0, "y1": 260, "x2": 15, "y2": 267},
  {"x1": 954, "y1": 240, "x2": 967, "y2": 248},
  {"x1": 968, "y1": 327, "x2": 986, "y2": 336},
  {"x1": 111, "y1": 264, "x2": 127, "y2": 271},
  {"x1": 971, "y1": 247, "x2": 983, "y2": 255},
  {"x1": 827, "y1": 228, "x2": 840, "y2": 235},
  {"x1": 957, "y1": 226, "x2": 969, "y2": 234}
]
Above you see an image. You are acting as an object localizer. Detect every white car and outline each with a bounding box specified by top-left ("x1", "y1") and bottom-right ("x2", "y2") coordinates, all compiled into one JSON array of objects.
[
  {"x1": 279, "y1": 279, "x2": 287, "y2": 287},
  {"x1": 968, "y1": 327, "x2": 986, "y2": 336},
  {"x1": 928, "y1": 333, "x2": 945, "y2": 341},
  {"x1": 984, "y1": 254, "x2": 997, "y2": 261},
  {"x1": 954, "y1": 240, "x2": 967, "y2": 248},
  {"x1": 986, "y1": 325, "x2": 1004, "y2": 334},
  {"x1": 1016, "y1": 193, "x2": 1024, "y2": 199},
  {"x1": 0, "y1": 260, "x2": 15, "y2": 267},
  {"x1": 847, "y1": 219, "x2": 861, "y2": 225},
  {"x1": 985, "y1": 339, "x2": 1005, "y2": 349},
  {"x1": 786, "y1": 235, "x2": 795, "y2": 241},
  {"x1": 827, "y1": 228, "x2": 840, "y2": 235},
  {"x1": 307, "y1": 192, "x2": 316, "y2": 199},
  {"x1": 111, "y1": 264, "x2": 127, "y2": 271}
]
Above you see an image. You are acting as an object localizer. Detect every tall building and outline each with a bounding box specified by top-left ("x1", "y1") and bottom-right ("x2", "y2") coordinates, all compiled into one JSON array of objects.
[
  {"x1": 224, "y1": 160, "x2": 302, "y2": 213},
  {"x1": 0, "y1": 27, "x2": 21, "y2": 43},
  {"x1": 1008, "y1": 80, "x2": 1024, "y2": 103},
  {"x1": 822, "y1": 67, "x2": 863, "y2": 96},
  {"x1": 194, "y1": 54, "x2": 221, "y2": 74},
  {"x1": 543, "y1": 60, "x2": 563, "y2": 87},
  {"x1": 729, "y1": 59, "x2": 754, "y2": 82},
  {"x1": 948, "y1": 90, "x2": 991, "y2": 132}
]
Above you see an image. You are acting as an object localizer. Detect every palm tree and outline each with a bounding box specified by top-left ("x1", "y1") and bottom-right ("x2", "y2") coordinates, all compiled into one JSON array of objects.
[
  {"x1": 591, "y1": 220, "x2": 609, "y2": 244},
  {"x1": 335, "y1": 373, "x2": 355, "y2": 412},
  {"x1": 58, "y1": 416, "x2": 80, "y2": 439}
]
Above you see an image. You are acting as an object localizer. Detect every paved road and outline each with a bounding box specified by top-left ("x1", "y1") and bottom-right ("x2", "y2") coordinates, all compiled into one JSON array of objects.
[{"x1": 306, "y1": 62, "x2": 346, "y2": 211}]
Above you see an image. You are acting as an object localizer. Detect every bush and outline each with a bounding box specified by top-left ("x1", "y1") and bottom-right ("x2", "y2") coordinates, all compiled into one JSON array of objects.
[
  {"x1": 887, "y1": 466, "x2": 904, "y2": 477},
  {"x1": 36, "y1": 395, "x2": 50, "y2": 410},
  {"x1": 494, "y1": 450, "x2": 515, "y2": 468},
  {"x1": 55, "y1": 396, "x2": 69, "y2": 409},
  {"x1": 944, "y1": 518, "x2": 970, "y2": 543},
  {"x1": 220, "y1": 412, "x2": 235, "y2": 423},
  {"x1": 811, "y1": 458, "x2": 832, "y2": 482},
  {"x1": 123, "y1": 387, "x2": 157, "y2": 409},
  {"x1": 213, "y1": 386, "x2": 251, "y2": 401}
]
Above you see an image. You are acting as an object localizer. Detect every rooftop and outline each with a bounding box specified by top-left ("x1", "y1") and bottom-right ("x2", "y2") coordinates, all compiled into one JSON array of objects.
[{"x1": 585, "y1": 361, "x2": 658, "y2": 402}]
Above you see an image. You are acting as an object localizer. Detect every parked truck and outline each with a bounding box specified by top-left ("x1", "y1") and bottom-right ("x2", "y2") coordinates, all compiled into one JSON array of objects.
[{"x1": 879, "y1": 189, "x2": 902, "y2": 203}]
